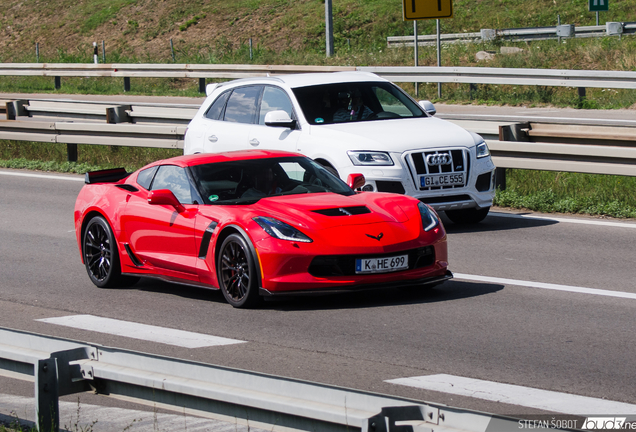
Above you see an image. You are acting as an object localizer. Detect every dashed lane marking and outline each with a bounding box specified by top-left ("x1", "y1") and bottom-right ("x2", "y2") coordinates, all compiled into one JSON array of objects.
[{"x1": 37, "y1": 315, "x2": 245, "y2": 348}]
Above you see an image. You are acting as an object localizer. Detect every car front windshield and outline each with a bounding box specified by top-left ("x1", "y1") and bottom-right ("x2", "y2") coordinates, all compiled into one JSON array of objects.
[
  {"x1": 292, "y1": 81, "x2": 426, "y2": 125},
  {"x1": 189, "y1": 156, "x2": 355, "y2": 205}
]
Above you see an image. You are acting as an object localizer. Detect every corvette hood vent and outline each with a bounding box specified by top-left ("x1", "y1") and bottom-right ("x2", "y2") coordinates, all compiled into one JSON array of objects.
[{"x1": 312, "y1": 206, "x2": 371, "y2": 217}]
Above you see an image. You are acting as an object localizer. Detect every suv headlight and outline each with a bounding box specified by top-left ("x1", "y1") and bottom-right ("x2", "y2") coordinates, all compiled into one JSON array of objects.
[
  {"x1": 254, "y1": 217, "x2": 313, "y2": 243},
  {"x1": 476, "y1": 141, "x2": 490, "y2": 159},
  {"x1": 347, "y1": 151, "x2": 394, "y2": 166},
  {"x1": 418, "y1": 202, "x2": 439, "y2": 232}
]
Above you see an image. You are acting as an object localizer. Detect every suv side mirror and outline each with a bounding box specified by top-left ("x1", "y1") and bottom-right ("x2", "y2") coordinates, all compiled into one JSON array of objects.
[
  {"x1": 148, "y1": 189, "x2": 185, "y2": 213},
  {"x1": 264, "y1": 110, "x2": 297, "y2": 129},
  {"x1": 418, "y1": 100, "x2": 436, "y2": 116}
]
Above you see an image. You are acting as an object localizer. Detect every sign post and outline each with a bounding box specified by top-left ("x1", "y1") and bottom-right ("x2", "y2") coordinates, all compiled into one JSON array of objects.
[{"x1": 403, "y1": 0, "x2": 453, "y2": 98}]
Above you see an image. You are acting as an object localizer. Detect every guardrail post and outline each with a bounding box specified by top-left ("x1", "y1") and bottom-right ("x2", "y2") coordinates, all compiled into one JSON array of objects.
[
  {"x1": 497, "y1": 123, "x2": 529, "y2": 190},
  {"x1": 106, "y1": 105, "x2": 132, "y2": 123},
  {"x1": 124, "y1": 77, "x2": 131, "y2": 92},
  {"x1": 6, "y1": 100, "x2": 29, "y2": 120},
  {"x1": 54, "y1": 77, "x2": 61, "y2": 90},
  {"x1": 67, "y1": 144, "x2": 78, "y2": 162},
  {"x1": 36, "y1": 358, "x2": 60, "y2": 432},
  {"x1": 578, "y1": 87, "x2": 586, "y2": 104},
  {"x1": 5, "y1": 102, "x2": 16, "y2": 120},
  {"x1": 198, "y1": 78, "x2": 206, "y2": 94}
]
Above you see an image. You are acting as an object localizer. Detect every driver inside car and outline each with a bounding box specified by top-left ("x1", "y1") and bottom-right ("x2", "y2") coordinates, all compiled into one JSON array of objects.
[{"x1": 332, "y1": 90, "x2": 373, "y2": 122}]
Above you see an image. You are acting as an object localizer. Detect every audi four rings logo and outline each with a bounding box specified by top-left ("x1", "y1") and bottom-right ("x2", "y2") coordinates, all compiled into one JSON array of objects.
[{"x1": 426, "y1": 154, "x2": 452, "y2": 166}]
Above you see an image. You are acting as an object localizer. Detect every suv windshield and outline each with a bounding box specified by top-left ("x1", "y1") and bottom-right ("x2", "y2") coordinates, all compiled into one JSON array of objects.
[
  {"x1": 190, "y1": 156, "x2": 355, "y2": 205},
  {"x1": 292, "y1": 81, "x2": 426, "y2": 125}
]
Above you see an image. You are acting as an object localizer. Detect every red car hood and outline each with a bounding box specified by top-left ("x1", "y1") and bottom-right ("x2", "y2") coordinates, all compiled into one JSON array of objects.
[{"x1": 251, "y1": 192, "x2": 413, "y2": 228}]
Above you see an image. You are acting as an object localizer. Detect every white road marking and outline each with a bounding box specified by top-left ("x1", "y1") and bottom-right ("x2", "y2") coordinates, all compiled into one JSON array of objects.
[
  {"x1": 386, "y1": 374, "x2": 636, "y2": 415},
  {"x1": 36, "y1": 315, "x2": 245, "y2": 348},
  {"x1": 0, "y1": 170, "x2": 84, "y2": 182},
  {"x1": 489, "y1": 211, "x2": 636, "y2": 229},
  {"x1": 454, "y1": 273, "x2": 636, "y2": 300}
]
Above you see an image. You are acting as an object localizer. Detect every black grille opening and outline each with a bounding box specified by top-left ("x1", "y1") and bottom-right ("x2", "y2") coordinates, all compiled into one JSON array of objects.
[
  {"x1": 376, "y1": 181, "x2": 406, "y2": 194},
  {"x1": 308, "y1": 247, "x2": 435, "y2": 277},
  {"x1": 312, "y1": 206, "x2": 370, "y2": 216},
  {"x1": 419, "y1": 195, "x2": 472, "y2": 204},
  {"x1": 475, "y1": 172, "x2": 492, "y2": 192}
]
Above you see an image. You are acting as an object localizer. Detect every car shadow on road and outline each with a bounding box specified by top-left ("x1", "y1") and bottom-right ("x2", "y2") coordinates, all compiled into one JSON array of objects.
[
  {"x1": 441, "y1": 211, "x2": 558, "y2": 234},
  {"x1": 128, "y1": 278, "x2": 503, "y2": 311},
  {"x1": 262, "y1": 279, "x2": 504, "y2": 311}
]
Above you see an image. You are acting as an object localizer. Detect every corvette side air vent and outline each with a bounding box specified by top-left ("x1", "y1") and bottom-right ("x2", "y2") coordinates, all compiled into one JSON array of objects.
[
  {"x1": 116, "y1": 184, "x2": 139, "y2": 192},
  {"x1": 312, "y1": 206, "x2": 371, "y2": 216}
]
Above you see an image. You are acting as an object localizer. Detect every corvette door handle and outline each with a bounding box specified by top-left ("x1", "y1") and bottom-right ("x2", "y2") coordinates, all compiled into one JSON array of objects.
[
  {"x1": 249, "y1": 138, "x2": 260, "y2": 146},
  {"x1": 208, "y1": 135, "x2": 218, "y2": 143}
]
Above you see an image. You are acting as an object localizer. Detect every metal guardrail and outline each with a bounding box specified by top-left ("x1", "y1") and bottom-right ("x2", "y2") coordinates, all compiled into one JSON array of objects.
[
  {"x1": 2, "y1": 98, "x2": 636, "y2": 179},
  {"x1": 3, "y1": 62, "x2": 636, "y2": 92},
  {"x1": 387, "y1": 22, "x2": 636, "y2": 47},
  {"x1": 359, "y1": 66, "x2": 636, "y2": 90},
  {"x1": 0, "y1": 326, "x2": 538, "y2": 432}
]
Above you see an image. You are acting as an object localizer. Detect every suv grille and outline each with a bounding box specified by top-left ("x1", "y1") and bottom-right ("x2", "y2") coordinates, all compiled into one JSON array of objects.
[{"x1": 407, "y1": 149, "x2": 470, "y2": 191}]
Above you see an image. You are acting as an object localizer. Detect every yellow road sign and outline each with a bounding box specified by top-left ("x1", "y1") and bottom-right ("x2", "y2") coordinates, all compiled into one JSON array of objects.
[{"x1": 403, "y1": 0, "x2": 453, "y2": 20}]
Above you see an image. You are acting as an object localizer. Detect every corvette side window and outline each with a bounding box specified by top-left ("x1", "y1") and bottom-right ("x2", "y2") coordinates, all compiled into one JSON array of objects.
[
  {"x1": 205, "y1": 91, "x2": 230, "y2": 120},
  {"x1": 223, "y1": 85, "x2": 262, "y2": 124},
  {"x1": 258, "y1": 86, "x2": 294, "y2": 125},
  {"x1": 151, "y1": 165, "x2": 193, "y2": 204},
  {"x1": 136, "y1": 166, "x2": 158, "y2": 190}
]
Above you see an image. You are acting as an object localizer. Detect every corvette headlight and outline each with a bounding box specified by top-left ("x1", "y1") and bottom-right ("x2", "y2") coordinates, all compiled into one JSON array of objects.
[
  {"x1": 254, "y1": 217, "x2": 313, "y2": 243},
  {"x1": 418, "y1": 202, "x2": 439, "y2": 232},
  {"x1": 476, "y1": 141, "x2": 491, "y2": 159},
  {"x1": 347, "y1": 151, "x2": 394, "y2": 166}
]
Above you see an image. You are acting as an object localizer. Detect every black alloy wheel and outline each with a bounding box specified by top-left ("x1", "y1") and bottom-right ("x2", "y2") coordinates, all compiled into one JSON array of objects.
[
  {"x1": 83, "y1": 216, "x2": 137, "y2": 288},
  {"x1": 217, "y1": 233, "x2": 260, "y2": 308}
]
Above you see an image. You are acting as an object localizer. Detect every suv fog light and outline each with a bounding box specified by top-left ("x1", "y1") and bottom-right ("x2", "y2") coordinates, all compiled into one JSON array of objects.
[{"x1": 362, "y1": 184, "x2": 374, "y2": 192}]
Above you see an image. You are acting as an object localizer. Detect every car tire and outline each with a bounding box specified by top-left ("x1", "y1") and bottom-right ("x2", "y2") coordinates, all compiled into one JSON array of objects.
[
  {"x1": 83, "y1": 216, "x2": 139, "y2": 288},
  {"x1": 445, "y1": 207, "x2": 490, "y2": 224},
  {"x1": 217, "y1": 233, "x2": 261, "y2": 308}
]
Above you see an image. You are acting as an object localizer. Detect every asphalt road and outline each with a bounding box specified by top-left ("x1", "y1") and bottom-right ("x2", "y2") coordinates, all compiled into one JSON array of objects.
[{"x1": 1, "y1": 167, "x2": 635, "y2": 426}]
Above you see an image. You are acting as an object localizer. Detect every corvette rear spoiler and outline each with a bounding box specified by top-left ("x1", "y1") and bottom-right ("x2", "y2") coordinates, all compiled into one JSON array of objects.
[{"x1": 84, "y1": 168, "x2": 129, "y2": 184}]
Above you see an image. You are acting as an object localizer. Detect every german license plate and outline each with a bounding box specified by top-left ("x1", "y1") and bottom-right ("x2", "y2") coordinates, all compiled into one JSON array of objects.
[
  {"x1": 355, "y1": 255, "x2": 408, "y2": 274},
  {"x1": 421, "y1": 173, "x2": 464, "y2": 187}
]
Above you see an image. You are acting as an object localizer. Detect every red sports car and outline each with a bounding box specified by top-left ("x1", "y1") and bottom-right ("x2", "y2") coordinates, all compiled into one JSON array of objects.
[{"x1": 74, "y1": 150, "x2": 451, "y2": 308}]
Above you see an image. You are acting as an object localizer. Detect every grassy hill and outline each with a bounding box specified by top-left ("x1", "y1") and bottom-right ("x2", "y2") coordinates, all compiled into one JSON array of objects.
[{"x1": 2, "y1": 0, "x2": 636, "y2": 65}]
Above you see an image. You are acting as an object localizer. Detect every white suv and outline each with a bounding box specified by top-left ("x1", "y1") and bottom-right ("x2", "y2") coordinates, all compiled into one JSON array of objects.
[{"x1": 184, "y1": 71, "x2": 496, "y2": 223}]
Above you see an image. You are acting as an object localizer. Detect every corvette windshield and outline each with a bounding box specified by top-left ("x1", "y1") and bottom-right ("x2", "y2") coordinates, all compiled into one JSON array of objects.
[
  {"x1": 190, "y1": 156, "x2": 355, "y2": 205},
  {"x1": 292, "y1": 81, "x2": 426, "y2": 125}
]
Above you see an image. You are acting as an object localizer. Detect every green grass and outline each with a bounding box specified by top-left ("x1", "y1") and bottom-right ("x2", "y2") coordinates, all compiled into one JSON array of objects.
[{"x1": 494, "y1": 169, "x2": 636, "y2": 218}]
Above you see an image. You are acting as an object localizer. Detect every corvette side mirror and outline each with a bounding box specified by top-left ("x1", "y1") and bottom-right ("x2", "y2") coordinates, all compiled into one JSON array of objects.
[
  {"x1": 148, "y1": 189, "x2": 185, "y2": 213},
  {"x1": 347, "y1": 173, "x2": 366, "y2": 191}
]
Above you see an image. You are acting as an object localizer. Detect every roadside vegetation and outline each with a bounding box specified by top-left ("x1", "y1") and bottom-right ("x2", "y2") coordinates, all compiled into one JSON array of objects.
[{"x1": 1, "y1": 0, "x2": 636, "y2": 219}]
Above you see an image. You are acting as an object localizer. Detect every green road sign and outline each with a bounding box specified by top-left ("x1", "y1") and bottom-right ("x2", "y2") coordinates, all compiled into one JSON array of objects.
[
  {"x1": 589, "y1": 0, "x2": 608, "y2": 12},
  {"x1": 403, "y1": 0, "x2": 453, "y2": 20}
]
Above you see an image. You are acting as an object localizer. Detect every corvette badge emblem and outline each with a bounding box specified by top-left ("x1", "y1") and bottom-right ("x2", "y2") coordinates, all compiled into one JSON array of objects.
[{"x1": 366, "y1": 233, "x2": 384, "y2": 241}]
